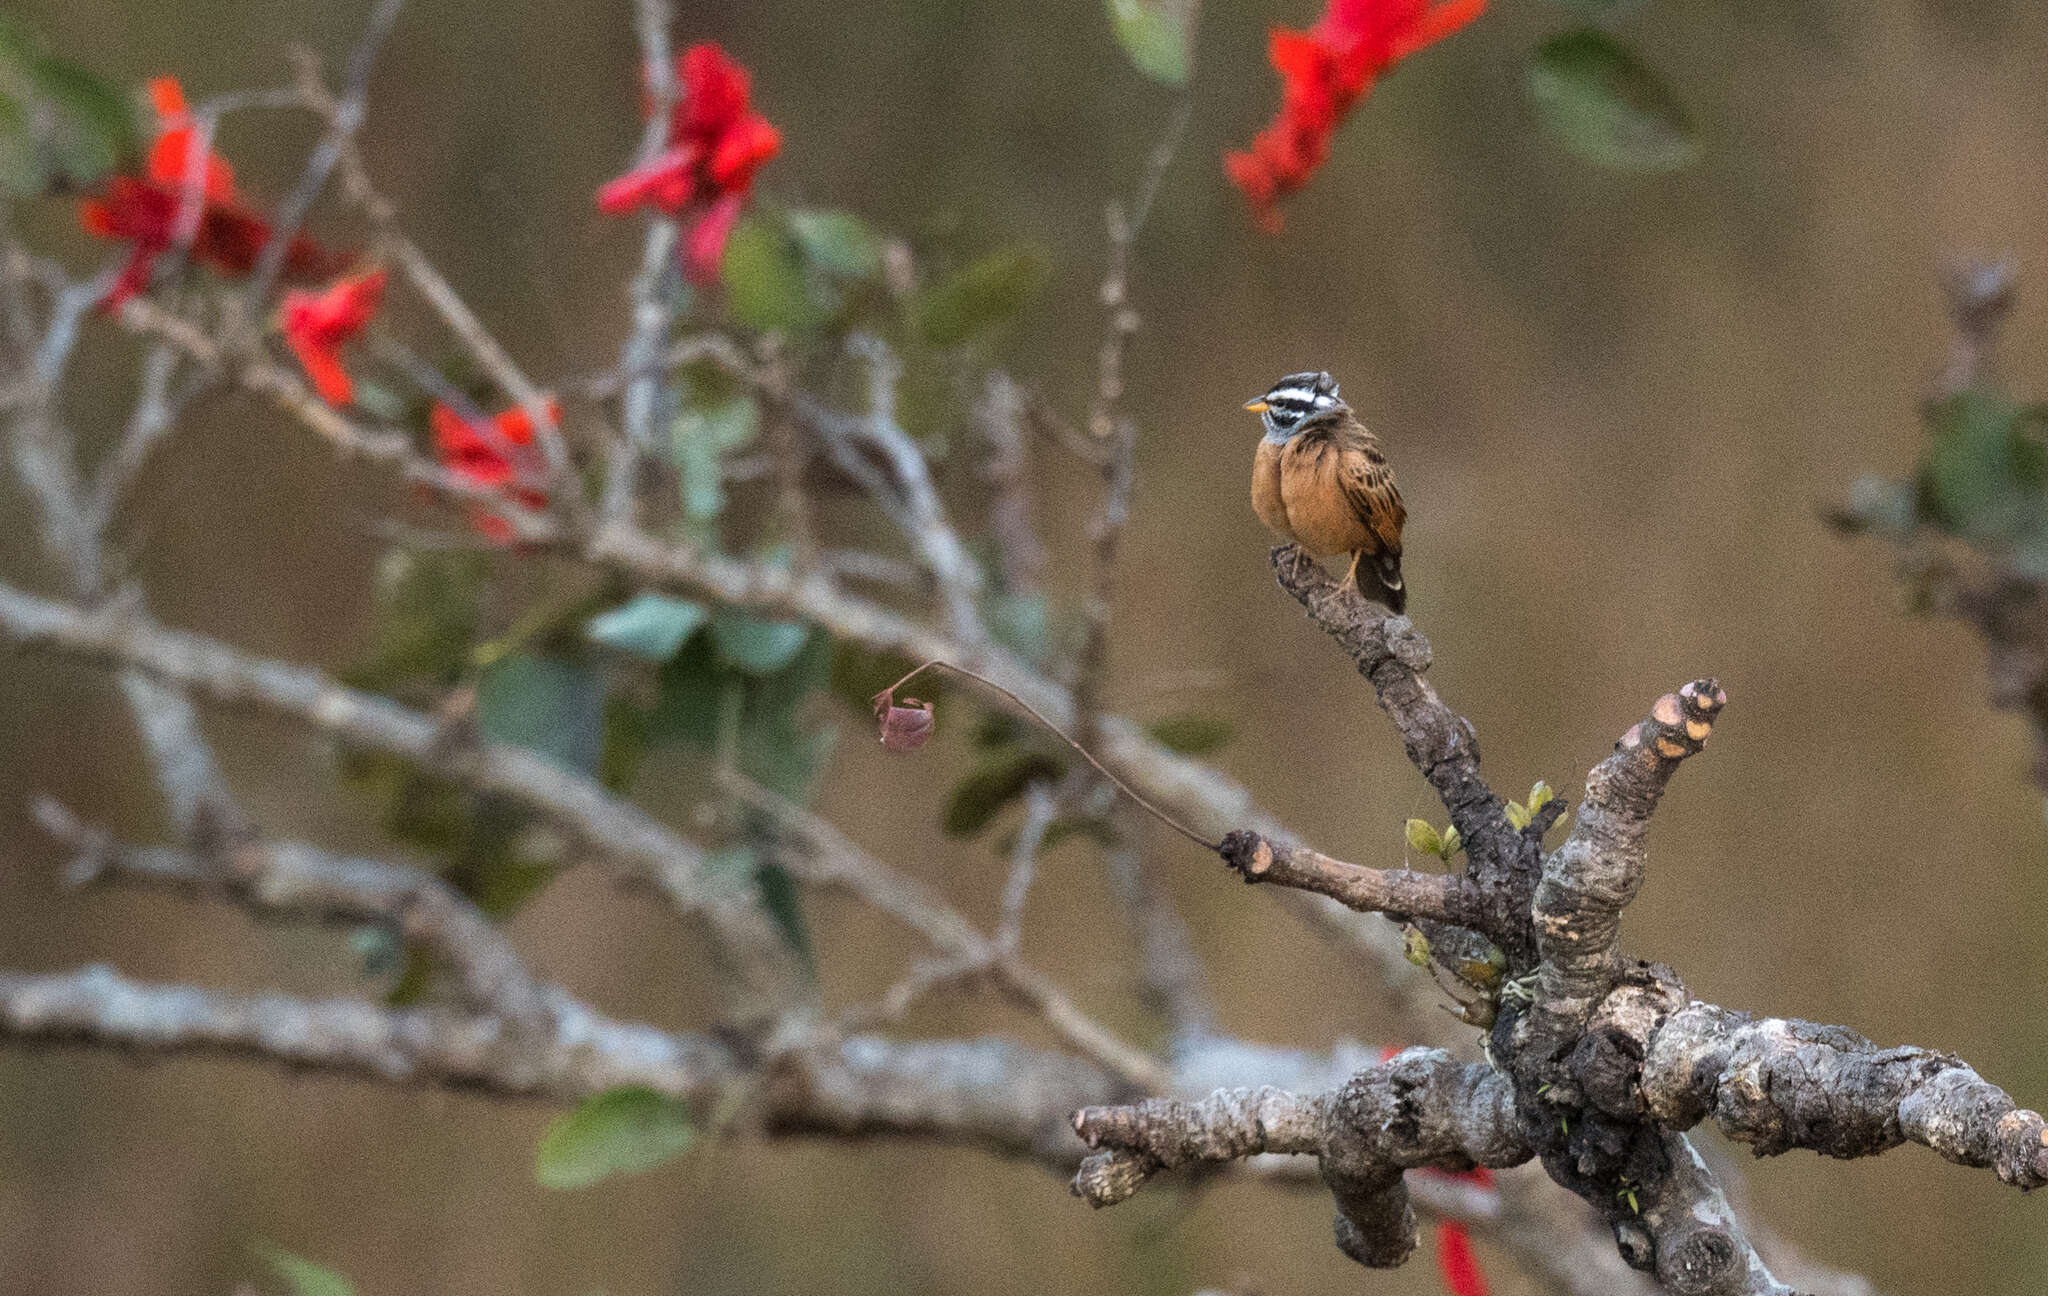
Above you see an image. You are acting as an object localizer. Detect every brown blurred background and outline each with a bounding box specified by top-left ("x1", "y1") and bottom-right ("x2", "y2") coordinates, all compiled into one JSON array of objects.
[{"x1": 3, "y1": 0, "x2": 2046, "y2": 1291}]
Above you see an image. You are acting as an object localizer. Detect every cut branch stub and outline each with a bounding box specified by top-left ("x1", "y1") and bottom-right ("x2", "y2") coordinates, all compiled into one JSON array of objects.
[{"x1": 1522, "y1": 678, "x2": 1728, "y2": 1080}]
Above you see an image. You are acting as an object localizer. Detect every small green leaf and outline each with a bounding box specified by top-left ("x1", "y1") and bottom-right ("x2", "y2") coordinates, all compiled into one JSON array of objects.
[
  {"x1": 711, "y1": 610, "x2": 810, "y2": 675},
  {"x1": 251, "y1": 1242, "x2": 355, "y2": 1296},
  {"x1": 342, "y1": 548, "x2": 487, "y2": 695},
  {"x1": 1438, "y1": 825, "x2": 1462, "y2": 860},
  {"x1": 985, "y1": 591, "x2": 1051, "y2": 665},
  {"x1": 30, "y1": 55, "x2": 136, "y2": 186},
  {"x1": 1922, "y1": 388, "x2": 2044, "y2": 540},
  {"x1": 1505, "y1": 800, "x2": 1533, "y2": 832},
  {"x1": 723, "y1": 216, "x2": 830, "y2": 332},
  {"x1": 645, "y1": 632, "x2": 726, "y2": 749},
  {"x1": 738, "y1": 710, "x2": 837, "y2": 802},
  {"x1": 1526, "y1": 30, "x2": 1697, "y2": 173},
  {"x1": 944, "y1": 746, "x2": 1063, "y2": 837},
  {"x1": 1404, "y1": 817, "x2": 1444, "y2": 857},
  {"x1": 671, "y1": 391, "x2": 761, "y2": 522},
  {"x1": 753, "y1": 859, "x2": 814, "y2": 972},
  {"x1": 1527, "y1": 780, "x2": 1556, "y2": 812},
  {"x1": 913, "y1": 247, "x2": 1048, "y2": 346},
  {"x1": 478, "y1": 653, "x2": 606, "y2": 774},
  {"x1": 1401, "y1": 925, "x2": 1433, "y2": 967},
  {"x1": 1549, "y1": 0, "x2": 1645, "y2": 15},
  {"x1": 788, "y1": 208, "x2": 883, "y2": 280},
  {"x1": 1106, "y1": 0, "x2": 1195, "y2": 85},
  {"x1": 586, "y1": 593, "x2": 708, "y2": 662},
  {"x1": 535, "y1": 1087, "x2": 695, "y2": 1189},
  {"x1": 1146, "y1": 711, "x2": 1235, "y2": 756}
]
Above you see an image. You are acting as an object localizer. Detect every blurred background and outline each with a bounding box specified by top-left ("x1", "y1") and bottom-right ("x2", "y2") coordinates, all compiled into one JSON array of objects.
[{"x1": 2, "y1": 0, "x2": 2046, "y2": 1291}]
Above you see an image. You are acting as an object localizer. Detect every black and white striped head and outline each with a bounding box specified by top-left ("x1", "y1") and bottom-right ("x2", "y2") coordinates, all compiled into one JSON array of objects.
[{"x1": 1244, "y1": 371, "x2": 1346, "y2": 443}]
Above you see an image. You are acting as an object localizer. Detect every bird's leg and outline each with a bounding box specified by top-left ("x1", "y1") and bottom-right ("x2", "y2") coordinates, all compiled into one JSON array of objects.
[{"x1": 1340, "y1": 550, "x2": 1363, "y2": 596}]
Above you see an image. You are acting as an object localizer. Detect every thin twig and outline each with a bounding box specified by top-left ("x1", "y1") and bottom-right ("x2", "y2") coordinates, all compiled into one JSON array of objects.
[{"x1": 874, "y1": 659, "x2": 1221, "y2": 852}]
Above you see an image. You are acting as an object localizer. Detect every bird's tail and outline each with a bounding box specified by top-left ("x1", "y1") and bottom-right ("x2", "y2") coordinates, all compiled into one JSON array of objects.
[{"x1": 1356, "y1": 549, "x2": 1406, "y2": 614}]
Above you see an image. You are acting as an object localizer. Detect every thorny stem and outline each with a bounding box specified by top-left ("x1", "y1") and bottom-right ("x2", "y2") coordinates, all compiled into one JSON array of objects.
[{"x1": 874, "y1": 659, "x2": 1222, "y2": 852}]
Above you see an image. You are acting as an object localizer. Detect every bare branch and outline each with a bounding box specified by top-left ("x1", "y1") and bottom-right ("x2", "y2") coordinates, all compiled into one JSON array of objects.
[
  {"x1": 1075, "y1": 1048, "x2": 1529, "y2": 1270},
  {"x1": 1217, "y1": 829, "x2": 1483, "y2": 926},
  {"x1": 722, "y1": 773, "x2": 1170, "y2": 1093},
  {"x1": 1520, "y1": 680, "x2": 1727, "y2": 1071},
  {"x1": 0, "y1": 581, "x2": 806, "y2": 1018}
]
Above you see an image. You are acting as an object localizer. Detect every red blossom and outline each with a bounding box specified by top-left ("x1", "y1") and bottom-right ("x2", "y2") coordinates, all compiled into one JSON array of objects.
[
  {"x1": 78, "y1": 76, "x2": 343, "y2": 308},
  {"x1": 430, "y1": 398, "x2": 557, "y2": 542},
  {"x1": 596, "y1": 42, "x2": 781, "y2": 283},
  {"x1": 1225, "y1": 0, "x2": 1486, "y2": 231},
  {"x1": 1435, "y1": 1214, "x2": 1490, "y2": 1296},
  {"x1": 280, "y1": 268, "x2": 385, "y2": 407}
]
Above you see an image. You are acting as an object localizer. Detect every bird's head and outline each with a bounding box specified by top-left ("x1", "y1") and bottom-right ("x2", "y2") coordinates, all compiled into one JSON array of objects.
[{"x1": 1244, "y1": 370, "x2": 1346, "y2": 443}]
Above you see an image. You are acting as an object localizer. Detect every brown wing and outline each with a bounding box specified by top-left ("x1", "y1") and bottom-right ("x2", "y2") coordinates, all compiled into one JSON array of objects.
[{"x1": 1338, "y1": 447, "x2": 1404, "y2": 557}]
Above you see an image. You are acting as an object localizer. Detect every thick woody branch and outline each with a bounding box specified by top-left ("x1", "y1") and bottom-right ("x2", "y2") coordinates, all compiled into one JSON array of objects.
[
  {"x1": 0, "y1": 964, "x2": 1481, "y2": 1207},
  {"x1": 1267, "y1": 546, "x2": 1525, "y2": 899},
  {"x1": 1073, "y1": 1049, "x2": 1530, "y2": 1270},
  {"x1": 1632, "y1": 999, "x2": 2048, "y2": 1190},
  {"x1": 1217, "y1": 829, "x2": 1483, "y2": 927},
  {"x1": 36, "y1": 800, "x2": 546, "y2": 1023},
  {"x1": 1521, "y1": 680, "x2": 1725, "y2": 1074}
]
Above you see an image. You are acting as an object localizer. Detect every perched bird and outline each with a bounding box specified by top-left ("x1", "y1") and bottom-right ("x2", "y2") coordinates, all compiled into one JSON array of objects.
[{"x1": 1245, "y1": 370, "x2": 1407, "y2": 612}]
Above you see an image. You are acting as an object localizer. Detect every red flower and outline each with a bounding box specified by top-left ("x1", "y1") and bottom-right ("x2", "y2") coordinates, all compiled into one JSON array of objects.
[
  {"x1": 1433, "y1": 1166, "x2": 1494, "y2": 1296},
  {"x1": 1225, "y1": 0, "x2": 1485, "y2": 231},
  {"x1": 430, "y1": 398, "x2": 557, "y2": 542},
  {"x1": 596, "y1": 42, "x2": 781, "y2": 283},
  {"x1": 281, "y1": 268, "x2": 386, "y2": 407},
  {"x1": 78, "y1": 76, "x2": 341, "y2": 307}
]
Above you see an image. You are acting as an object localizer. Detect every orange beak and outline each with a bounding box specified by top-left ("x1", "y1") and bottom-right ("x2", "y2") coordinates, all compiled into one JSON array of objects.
[{"x1": 1243, "y1": 399, "x2": 1270, "y2": 413}]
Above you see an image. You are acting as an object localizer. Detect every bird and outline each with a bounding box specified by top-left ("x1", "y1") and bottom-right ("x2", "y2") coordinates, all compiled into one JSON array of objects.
[{"x1": 1244, "y1": 370, "x2": 1407, "y2": 612}]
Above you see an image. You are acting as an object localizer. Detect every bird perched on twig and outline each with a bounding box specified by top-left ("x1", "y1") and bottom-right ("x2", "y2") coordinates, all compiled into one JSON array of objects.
[{"x1": 1245, "y1": 371, "x2": 1407, "y2": 612}]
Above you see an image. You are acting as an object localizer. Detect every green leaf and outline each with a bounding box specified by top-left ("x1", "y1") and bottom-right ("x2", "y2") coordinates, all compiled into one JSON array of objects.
[
  {"x1": 1548, "y1": 0, "x2": 1645, "y2": 15},
  {"x1": 1106, "y1": 0, "x2": 1194, "y2": 85},
  {"x1": 789, "y1": 208, "x2": 883, "y2": 280},
  {"x1": 1505, "y1": 800, "x2": 1532, "y2": 832},
  {"x1": 1146, "y1": 711, "x2": 1235, "y2": 756},
  {"x1": 985, "y1": 591, "x2": 1051, "y2": 665},
  {"x1": 1405, "y1": 817, "x2": 1443, "y2": 857},
  {"x1": 753, "y1": 860, "x2": 814, "y2": 972},
  {"x1": 645, "y1": 632, "x2": 727, "y2": 749},
  {"x1": 1923, "y1": 388, "x2": 2046, "y2": 540},
  {"x1": 0, "y1": 28, "x2": 137, "y2": 195},
  {"x1": 599, "y1": 693, "x2": 651, "y2": 793},
  {"x1": 342, "y1": 548, "x2": 487, "y2": 695},
  {"x1": 251, "y1": 1242, "x2": 355, "y2": 1296},
  {"x1": 944, "y1": 746, "x2": 1063, "y2": 837},
  {"x1": 739, "y1": 710, "x2": 837, "y2": 802},
  {"x1": 478, "y1": 653, "x2": 606, "y2": 774},
  {"x1": 722, "y1": 216, "x2": 831, "y2": 333},
  {"x1": 0, "y1": 88, "x2": 33, "y2": 196},
  {"x1": 1525, "y1": 30, "x2": 1697, "y2": 173},
  {"x1": 586, "y1": 593, "x2": 708, "y2": 662},
  {"x1": 671, "y1": 391, "x2": 760, "y2": 523},
  {"x1": 1438, "y1": 825, "x2": 1462, "y2": 859},
  {"x1": 1528, "y1": 780, "x2": 1556, "y2": 812},
  {"x1": 30, "y1": 55, "x2": 136, "y2": 187},
  {"x1": 913, "y1": 247, "x2": 1048, "y2": 347},
  {"x1": 712, "y1": 610, "x2": 810, "y2": 675},
  {"x1": 535, "y1": 1087, "x2": 695, "y2": 1190}
]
